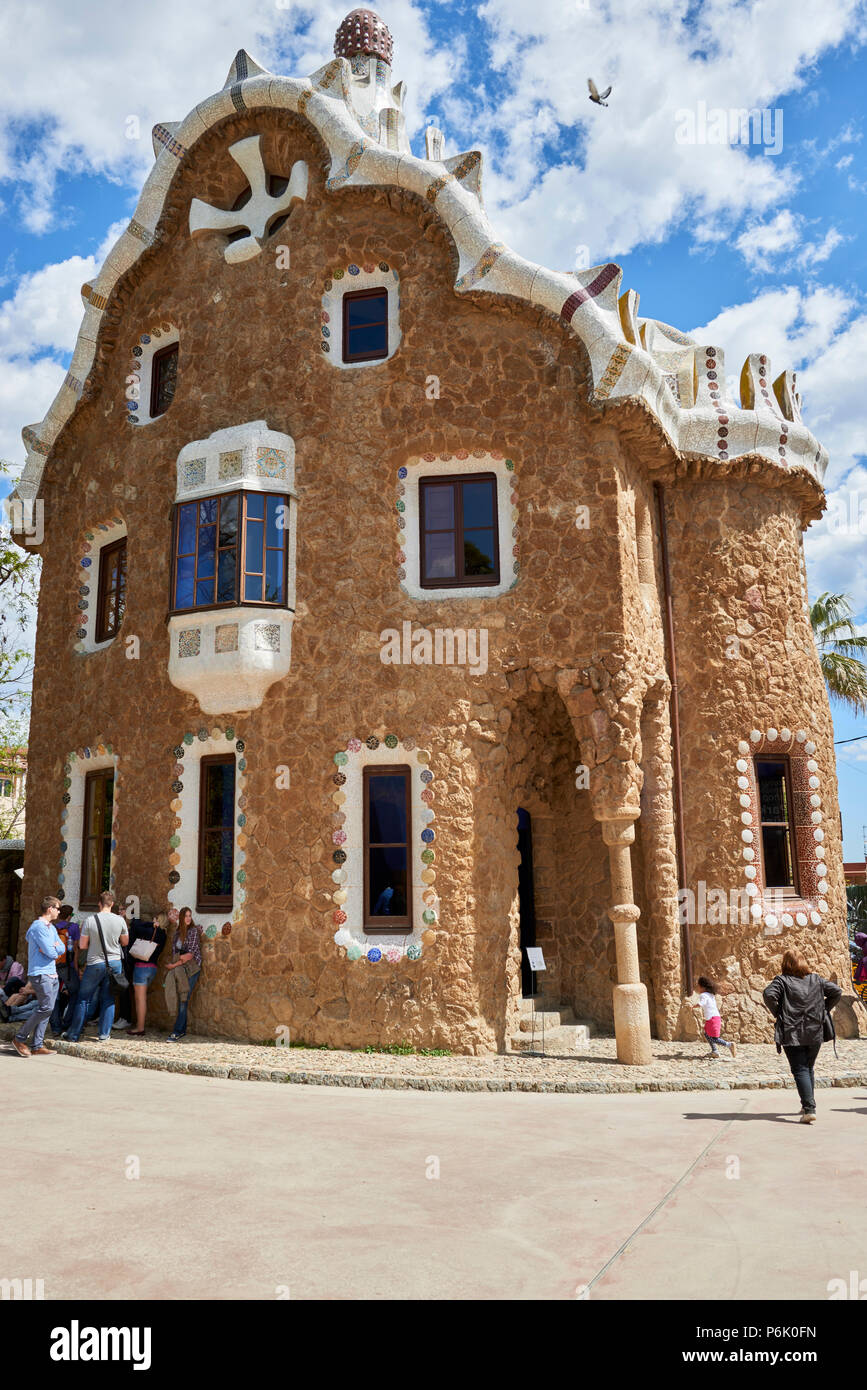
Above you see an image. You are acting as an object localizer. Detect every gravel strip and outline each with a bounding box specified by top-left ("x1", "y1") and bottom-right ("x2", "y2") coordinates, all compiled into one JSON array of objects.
[{"x1": 5, "y1": 1024, "x2": 867, "y2": 1094}]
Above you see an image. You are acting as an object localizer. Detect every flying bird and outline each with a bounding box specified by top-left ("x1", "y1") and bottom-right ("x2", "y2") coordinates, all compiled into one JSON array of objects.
[{"x1": 588, "y1": 78, "x2": 612, "y2": 106}]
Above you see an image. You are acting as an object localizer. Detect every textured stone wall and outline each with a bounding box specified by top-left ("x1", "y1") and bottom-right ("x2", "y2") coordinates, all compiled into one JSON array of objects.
[
  {"x1": 663, "y1": 479, "x2": 859, "y2": 1041},
  {"x1": 19, "y1": 105, "x2": 860, "y2": 1050}
]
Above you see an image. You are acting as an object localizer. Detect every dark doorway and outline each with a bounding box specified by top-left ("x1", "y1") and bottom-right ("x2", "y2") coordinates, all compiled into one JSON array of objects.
[{"x1": 517, "y1": 808, "x2": 536, "y2": 997}]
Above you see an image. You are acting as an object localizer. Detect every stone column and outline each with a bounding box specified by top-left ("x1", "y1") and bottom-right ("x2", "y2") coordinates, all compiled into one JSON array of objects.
[{"x1": 601, "y1": 816, "x2": 653, "y2": 1064}]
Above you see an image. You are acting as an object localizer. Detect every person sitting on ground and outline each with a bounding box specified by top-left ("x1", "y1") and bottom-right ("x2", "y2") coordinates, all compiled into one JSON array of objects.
[
  {"x1": 763, "y1": 949, "x2": 842, "y2": 1124},
  {"x1": 2, "y1": 981, "x2": 38, "y2": 1022}
]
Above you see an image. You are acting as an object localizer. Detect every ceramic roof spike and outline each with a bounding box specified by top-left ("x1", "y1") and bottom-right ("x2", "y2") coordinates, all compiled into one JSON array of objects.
[
  {"x1": 334, "y1": 9, "x2": 394, "y2": 64},
  {"x1": 773, "y1": 370, "x2": 802, "y2": 423},
  {"x1": 222, "y1": 49, "x2": 271, "y2": 88}
]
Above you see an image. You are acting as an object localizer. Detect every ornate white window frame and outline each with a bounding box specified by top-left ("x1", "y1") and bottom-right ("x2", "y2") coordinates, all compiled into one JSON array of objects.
[
  {"x1": 735, "y1": 726, "x2": 828, "y2": 935},
  {"x1": 59, "y1": 746, "x2": 119, "y2": 911},
  {"x1": 320, "y1": 262, "x2": 401, "y2": 369},
  {"x1": 127, "y1": 324, "x2": 179, "y2": 426},
  {"x1": 329, "y1": 735, "x2": 438, "y2": 963},
  {"x1": 397, "y1": 451, "x2": 519, "y2": 600},
  {"x1": 169, "y1": 727, "x2": 247, "y2": 936},
  {"x1": 75, "y1": 517, "x2": 127, "y2": 655}
]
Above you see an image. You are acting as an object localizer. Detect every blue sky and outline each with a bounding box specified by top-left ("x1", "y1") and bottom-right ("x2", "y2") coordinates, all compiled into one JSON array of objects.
[{"x1": 1, "y1": 0, "x2": 866, "y2": 854}]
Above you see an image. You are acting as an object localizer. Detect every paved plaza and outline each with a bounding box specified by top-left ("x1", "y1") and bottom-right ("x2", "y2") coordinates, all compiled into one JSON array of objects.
[{"x1": 4, "y1": 1049, "x2": 863, "y2": 1300}]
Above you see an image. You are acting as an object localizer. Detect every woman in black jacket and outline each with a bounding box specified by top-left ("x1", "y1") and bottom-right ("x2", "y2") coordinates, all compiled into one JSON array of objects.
[{"x1": 763, "y1": 949, "x2": 842, "y2": 1124}]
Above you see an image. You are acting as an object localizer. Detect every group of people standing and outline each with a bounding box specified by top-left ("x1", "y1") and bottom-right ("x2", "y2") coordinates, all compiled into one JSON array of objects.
[{"x1": 9, "y1": 892, "x2": 204, "y2": 1058}]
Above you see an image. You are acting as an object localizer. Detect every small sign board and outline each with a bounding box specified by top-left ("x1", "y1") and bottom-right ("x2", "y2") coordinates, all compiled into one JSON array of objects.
[{"x1": 525, "y1": 946, "x2": 546, "y2": 973}]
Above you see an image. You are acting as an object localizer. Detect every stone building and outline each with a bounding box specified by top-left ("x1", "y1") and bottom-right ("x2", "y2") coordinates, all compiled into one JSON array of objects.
[{"x1": 11, "y1": 11, "x2": 860, "y2": 1058}]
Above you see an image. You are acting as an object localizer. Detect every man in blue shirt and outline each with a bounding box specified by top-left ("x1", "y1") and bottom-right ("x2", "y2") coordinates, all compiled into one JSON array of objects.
[{"x1": 12, "y1": 895, "x2": 65, "y2": 1057}]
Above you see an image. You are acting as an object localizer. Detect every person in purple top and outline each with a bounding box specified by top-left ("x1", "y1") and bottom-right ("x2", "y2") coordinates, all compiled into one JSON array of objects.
[{"x1": 12, "y1": 895, "x2": 66, "y2": 1057}]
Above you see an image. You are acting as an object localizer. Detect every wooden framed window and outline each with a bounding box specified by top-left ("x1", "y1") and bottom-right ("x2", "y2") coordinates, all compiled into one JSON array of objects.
[
  {"x1": 80, "y1": 769, "x2": 114, "y2": 910},
  {"x1": 95, "y1": 538, "x2": 127, "y2": 642},
  {"x1": 0, "y1": 780, "x2": 11, "y2": 798},
  {"x1": 171, "y1": 492, "x2": 288, "y2": 614},
  {"x1": 343, "y1": 288, "x2": 388, "y2": 363},
  {"x1": 419, "y1": 473, "x2": 500, "y2": 588},
  {"x1": 150, "y1": 342, "x2": 179, "y2": 418},
  {"x1": 197, "y1": 755, "x2": 235, "y2": 911},
  {"x1": 755, "y1": 758, "x2": 799, "y2": 895},
  {"x1": 363, "y1": 766, "x2": 412, "y2": 932}
]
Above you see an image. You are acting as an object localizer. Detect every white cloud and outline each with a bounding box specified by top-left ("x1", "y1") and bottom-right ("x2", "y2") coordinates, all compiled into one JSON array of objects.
[
  {"x1": 0, "y1": 0, "x2": 459, "y2": 233},
  {"x1": 735, "y1": 210, "x2": 801, "y2": 267},
  {"x1": 470, "y1": 0, "x2": 864, "y2": 266},
  {"x1": 689, "y1": 285, "x2": 855, "y2": 383},
  {"x1": 836, "y1": 153, "x2": 855, "y2": 168},
  {"x1": 797, "y1": 227, "x2": 845, "y2": 267}
]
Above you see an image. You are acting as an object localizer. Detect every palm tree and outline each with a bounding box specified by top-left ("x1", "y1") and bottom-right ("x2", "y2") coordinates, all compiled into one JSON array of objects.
[{"x1": 810, "y1": 591, "x2": 867, "y2": 714}]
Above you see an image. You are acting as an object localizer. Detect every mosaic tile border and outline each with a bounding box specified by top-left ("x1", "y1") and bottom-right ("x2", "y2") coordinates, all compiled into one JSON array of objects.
[
  {"x1": 169, "y1": 727, "x2": 247, "y2": 935},
  {"x1": 736, "y1": 727, "x2": 828, "y2": 935},
  {"x1": 73, "y1": 515, "x2": 125, "y2": 653},
  {"x1": 329, "y1": 736, "x2": 437, "y2": 963},
  {"x1": 126, "y1": 323, "x2": 178, "y2": 425},
  {"x1": 320, "y1": 261, "x2": 400, "y2": 363},
  {"x1": 59, "y1": 745, "x2": 119, "y2": 900},
  {"x1": 396, "y1": 451, "x2": 519, "y2": 594}
]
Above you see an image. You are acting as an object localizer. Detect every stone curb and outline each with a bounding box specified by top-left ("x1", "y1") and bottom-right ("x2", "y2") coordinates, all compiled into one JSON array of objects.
[{"x1": 9, "y1": 1034, "x2": 867, "y2": 1095}]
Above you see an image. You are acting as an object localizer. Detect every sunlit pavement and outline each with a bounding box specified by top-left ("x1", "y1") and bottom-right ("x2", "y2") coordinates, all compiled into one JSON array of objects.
[{"x1": 4, "y1": 1050, "x2": 862, "y2": 1300}]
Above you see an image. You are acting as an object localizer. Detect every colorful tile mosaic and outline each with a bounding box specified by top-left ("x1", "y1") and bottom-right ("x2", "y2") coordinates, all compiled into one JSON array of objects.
[
  {"x1": 328, "y1": 737, "x2": 435, "y2": 963},
  {"x1": 126, "y1": 324, "x2": 178, "y2": 425},
  {"x1": 560, "y1": 263, "x2": 620, "y2": 322},
  {"x1": 22, "y1": 425, "x2": 48, "y2": 456},
  {"x1": 215, "y1": 624, "x2": 239, "y2": 654},
  {"x1": 594, "y1": 344, "x2": 632, "y2": 402},
  {"x1": 256, "y1": 446, "x2": 288, "y2": 479},
  {"x1": 183, "y1": 458, "x2": 207, "y2": 489},
  {"x1": 81, "y1": 283, "x2": 109, "y2": 312},
  {"x1": 153, "y1": 123, "x2": 187, "y2": 159},
  {"x1": 178, "y1": 629, "x2": 201, "y2": 658},
  {"x1": 325, "y1": 139, "x2": 368, "y2": 192},
  {"x1": 455, "y1": 242, "x2": 506, "y2": 292},
  {"x1": 218, "y1": 450, "x2": 243, "y2": 480},
  {"x1": 127, "y1": 219, "x2": 156, "y2": 248}
]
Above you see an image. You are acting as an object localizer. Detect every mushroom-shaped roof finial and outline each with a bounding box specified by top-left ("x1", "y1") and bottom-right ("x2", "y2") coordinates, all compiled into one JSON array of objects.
[{"x1": 334, "y1": 8, "x2": 394, "y2": 64}]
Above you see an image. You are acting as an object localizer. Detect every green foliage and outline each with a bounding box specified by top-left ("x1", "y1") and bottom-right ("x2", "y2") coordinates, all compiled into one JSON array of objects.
[
  {"x1": 847, "y1": 884, "x2": 867, "y2": 934},
  {"x1": 0, "y1": 461, "x2": 40, "y2": 705},
  {"x1": 810, "y1": 591, "x2": 867, "y2": 715},
  {"x1": 0, "y1": 461, "x2": 37, "y2": 838}
]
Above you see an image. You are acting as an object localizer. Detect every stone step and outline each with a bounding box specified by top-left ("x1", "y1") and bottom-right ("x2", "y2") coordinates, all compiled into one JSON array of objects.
[
  {"x1": 517, "y1": 1009, "x2": 576, "y2": 1032},
  {"x1": 519, "y1": 994, "x2": 561, "y2": 1016},
  {"x1": 509, "y1": 1023, "x2": 593, "y2": 1055}
]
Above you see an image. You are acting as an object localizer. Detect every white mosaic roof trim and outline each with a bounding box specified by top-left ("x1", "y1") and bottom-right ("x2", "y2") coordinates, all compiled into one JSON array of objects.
[{"x1": 13, "y1": 47, "x2": 828, "y2": 507}]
